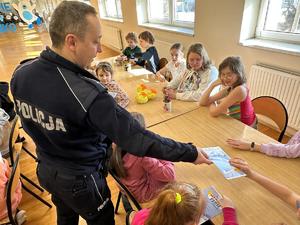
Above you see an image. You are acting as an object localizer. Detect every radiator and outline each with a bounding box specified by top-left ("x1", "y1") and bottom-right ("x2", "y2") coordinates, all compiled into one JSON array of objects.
[
  {"x1": 248, "y1": 65, "x2": 300, "y2": 130},
  {"x1": 101, "y1": 25, "x2": 123, "y2": 51}
]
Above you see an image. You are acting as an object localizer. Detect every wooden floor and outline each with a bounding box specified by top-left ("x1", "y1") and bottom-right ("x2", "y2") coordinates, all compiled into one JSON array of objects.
[{"x1": 0, "y1": 27, "x2": 291, "y2": 225}]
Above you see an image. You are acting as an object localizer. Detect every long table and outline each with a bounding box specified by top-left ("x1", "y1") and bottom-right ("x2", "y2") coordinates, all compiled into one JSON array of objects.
[
  {"x1": 118, "y1": 74, "x2": 199, "y2": 127},
  {"x1": 96, "y1": 57, "x2": 200, "y2": 127},
  {"x1": 148, "y1": 107, "x2": 300, "y2": 225}
]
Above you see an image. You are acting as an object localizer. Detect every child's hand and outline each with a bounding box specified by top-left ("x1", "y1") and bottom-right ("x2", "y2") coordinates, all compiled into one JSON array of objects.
[
  {"x1": 211, "y1": 78, "x2": 223, "y2": 87},
  {"x1": 229, "y1": 157, "x2": 253, "y2": 177},
  {"x1": 155, "y1": 72, "x2": 165, "y2": 82},
  {"x1": 219, "y1": 195, "x2": 235, "y2": 209},
  {"x1": 164, "y1": 89, "x2": 176, "y2": 99},
  {"x1": 162, "y1": 87, "x2": 168, "y2": 94},
  {"x1": 129, "y1": 59, "x2": 136, "y2": 65},
  {"x1": 227, "y1": 139, "x2": 251, "y2": 150}
]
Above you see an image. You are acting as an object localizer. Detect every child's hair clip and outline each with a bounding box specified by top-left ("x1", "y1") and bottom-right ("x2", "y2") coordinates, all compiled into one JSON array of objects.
[{"x1": 175, "y1": 192, "x2": 182, "y2": 204}]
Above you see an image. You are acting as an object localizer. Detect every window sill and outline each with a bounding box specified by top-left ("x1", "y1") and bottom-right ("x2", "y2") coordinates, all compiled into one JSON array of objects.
[
  {"x1": 99, "y1": 17, "x2": 123, "y2": 23},
  {"x1": 240, "y1": 38, "x2": 300, "y2": 56},
  {"x1": 139, "y1": 23, "x2": 194, "y2": 36}
]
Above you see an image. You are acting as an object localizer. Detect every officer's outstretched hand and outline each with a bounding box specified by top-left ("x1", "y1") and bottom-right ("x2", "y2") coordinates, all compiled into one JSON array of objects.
[{"x1": 193, "y1": 148, "x2": 212, "y2": 165}]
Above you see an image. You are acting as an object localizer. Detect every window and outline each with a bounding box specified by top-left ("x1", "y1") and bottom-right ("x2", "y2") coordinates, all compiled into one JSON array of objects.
[
  {"x1": 98, "y1": 0, "x2": 123, "y2": 21},
  {"x1": 256, "y1": 0, "x2": 300, "y2": 43},
  {"x1": 147, "y1": 0, "x2": 195, "y2": 28}
]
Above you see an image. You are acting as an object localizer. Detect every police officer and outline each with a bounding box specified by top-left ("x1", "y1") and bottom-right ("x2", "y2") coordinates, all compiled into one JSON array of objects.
[{"x1": 10, "y1": 1, "x2": 211, "y2": 225}]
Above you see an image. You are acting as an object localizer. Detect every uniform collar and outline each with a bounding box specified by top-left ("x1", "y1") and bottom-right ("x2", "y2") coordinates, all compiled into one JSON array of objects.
[{"x1": 40, "y1": 46, "x2": 99, "y2": 82}]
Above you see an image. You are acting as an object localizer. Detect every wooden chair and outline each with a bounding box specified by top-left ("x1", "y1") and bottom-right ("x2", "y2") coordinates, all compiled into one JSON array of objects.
[
  {"x1": 252, "y1": 96, "x2": 288, "y2": 142},
  {"x1": 158, "y1": 57, "x2": 168, "y2": 70},
  {"x1": 8, "y1": 116, "x2": 52, "y2": 208},
  {"x1": 109, "y1": 169, "x2": 142, "y2": 214}
]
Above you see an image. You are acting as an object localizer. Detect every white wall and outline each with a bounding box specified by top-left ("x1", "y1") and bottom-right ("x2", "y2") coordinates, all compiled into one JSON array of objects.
[{"x1": 91, "y1": 0, "x2": 300, "y2": 76}]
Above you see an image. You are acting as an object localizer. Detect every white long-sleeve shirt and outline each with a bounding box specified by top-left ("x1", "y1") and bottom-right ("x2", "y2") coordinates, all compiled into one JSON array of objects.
[{"x1": 167, "y1": 66, "x2": 218, "y2": 101}]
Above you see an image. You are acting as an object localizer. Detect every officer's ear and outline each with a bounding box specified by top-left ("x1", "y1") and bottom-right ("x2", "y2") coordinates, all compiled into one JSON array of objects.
[{"x1": 65, "y1": 34, "x2": 77, "y2": 52}]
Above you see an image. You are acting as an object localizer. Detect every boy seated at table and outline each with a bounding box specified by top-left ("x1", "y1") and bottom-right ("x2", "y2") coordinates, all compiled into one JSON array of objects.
[
  {"x1": 95, "y1": 62, "x2": 129, "y2": 108},
  {"x1": 135, "y1": 31, "x2": 159, "y2": 74},
  {"x1": 117, "y1": 32, "x2": 142, "y2": 62}
]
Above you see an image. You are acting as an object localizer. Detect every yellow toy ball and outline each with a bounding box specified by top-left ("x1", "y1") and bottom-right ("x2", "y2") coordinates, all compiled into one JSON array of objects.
[
  {"x1": 136, "y1": 84, "x2": 147, "y2": 93},
  {"x1": 136, "y1": 92, "x2": 149, "y2": 104}
]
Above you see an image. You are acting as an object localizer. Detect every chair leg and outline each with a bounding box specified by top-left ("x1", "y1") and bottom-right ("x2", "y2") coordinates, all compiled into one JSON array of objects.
[
  {"x1": 22, "y1": 184, "x2": 52, "y2": 208},
  {"x1": 122, "y1": 195, "x2": 133, "y2": 213},
  {"x1": 115, "y1": 192, "x2": 122, "y2": 214},
  {"x1": 21, "y1": 173, "x2": 44, "y2": 192},
  {"x1": 22, "y1": 146, "x2": 37, "y2": 161}
]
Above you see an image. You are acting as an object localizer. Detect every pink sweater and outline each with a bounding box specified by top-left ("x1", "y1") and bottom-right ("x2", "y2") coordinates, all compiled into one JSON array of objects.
[
  {"x1": 121, "y1": 154, "x2": 175, "y2": 203},
  {"x1": 0, "y1": 159, "x2": 22, "y2": 220},
  {"x1": 131, "y1": 207, "x2": 239, "y2": 225},
  {"x1": 261, "y1": 130, "x2": 300, "y2": 158}
]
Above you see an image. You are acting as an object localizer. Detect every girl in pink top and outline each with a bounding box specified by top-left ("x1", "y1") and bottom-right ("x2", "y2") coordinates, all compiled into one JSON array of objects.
[
  {"x1": 227, "y1": 130, "x2": 300, "y2": 158},
  {"x1": 110, "y1": 112, "x2": 175, "y2": 203},
  {"x1": 199, "y1": 56, "x2": 256, "y2": 127},
  {"x1": 129, "y1": 182, "x2": 239, "y2": 225}
]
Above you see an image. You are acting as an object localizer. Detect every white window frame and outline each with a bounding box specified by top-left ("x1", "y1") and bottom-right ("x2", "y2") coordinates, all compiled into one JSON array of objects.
[
  {"x1": 256, "y1": 0, "x2": 300, "y2": 44},
  {"x1": 98, "y1": 0, "x2": 123, "y2": 21},
  {"x1": 146, "y1": 0, "x2": 195, "y2": 29}
]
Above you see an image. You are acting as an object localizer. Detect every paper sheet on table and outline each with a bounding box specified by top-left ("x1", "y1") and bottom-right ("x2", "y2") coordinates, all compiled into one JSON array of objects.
[
  {"x1": 128, "y1": 68, "x2": 154, "y2": 76},
  {"x1": 203, "y1": 146, "x2": 246, "y2": 180},
  {"x1": 199, "y1": 186, "x2": 222, "y2": 224}
]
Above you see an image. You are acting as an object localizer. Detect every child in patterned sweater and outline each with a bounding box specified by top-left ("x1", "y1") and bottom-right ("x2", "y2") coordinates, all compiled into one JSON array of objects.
[{"x1": 95, "y1": 62, "x2": 129, "y2": 108}]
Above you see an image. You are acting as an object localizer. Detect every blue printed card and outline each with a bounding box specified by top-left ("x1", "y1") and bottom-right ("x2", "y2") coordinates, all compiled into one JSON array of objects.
[
  {"x1": 199, "y1": 186, "x2": 222, "y2": 224},
  {"x1": 203, "y1": 146, "x2": 246, "y2": 180}
]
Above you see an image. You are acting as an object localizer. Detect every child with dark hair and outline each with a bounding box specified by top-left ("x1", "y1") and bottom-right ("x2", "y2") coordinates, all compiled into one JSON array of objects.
[
  {"x1": 118, "y1": 32, "x2": 142, "y2": 61},
  {"x1": 199, "y1": 56, "x2": 256, "y2": 127},
  {"x1": 135, "y1": 31, "x2": 159, "y2": 74}
]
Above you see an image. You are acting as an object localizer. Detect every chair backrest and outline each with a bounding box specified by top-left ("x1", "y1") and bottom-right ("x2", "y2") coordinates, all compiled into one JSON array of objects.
[
  {"x1": 109, "y1": 169, "x2": 142, "y2": 211},
  {"x1": 6, "y1": 152, "x2": 21, "y2": 225},
  {"x1": 8, "y1": 116, "x2": 21, "y2": 164},
  {"x1": 158, "y1": 58, "x2": 168, "y2": 70},
  {"x1": 252, "y1": 96, "x2": 288, "y2": 142}
]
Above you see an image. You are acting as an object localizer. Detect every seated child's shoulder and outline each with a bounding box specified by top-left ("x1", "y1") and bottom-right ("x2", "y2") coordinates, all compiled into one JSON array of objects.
[{"x1": 232, "y1": 85, "x2": 247, "y2": 96}]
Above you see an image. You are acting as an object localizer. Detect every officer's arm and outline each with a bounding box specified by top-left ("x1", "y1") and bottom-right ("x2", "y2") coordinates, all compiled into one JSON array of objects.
[{"x1": 86, "y1": 93, "x2": 198, "y2": 163}]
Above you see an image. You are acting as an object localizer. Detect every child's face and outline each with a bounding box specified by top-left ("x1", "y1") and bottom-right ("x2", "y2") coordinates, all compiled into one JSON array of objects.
[
  {"x1": 139, "y1": 38, "x2": 149, "y2": 49},
  {"x1": 188, "y1": 52, "x2": 203, "y2": 71},
  {"x1": 127, "y1": 39, "x2": 137, "y2": 49},
  {"x1": 220, "y1": 66, "x2": 239, "y2": 86},
  {"x1": 170, "y1": 49, "x2": 183, "y2": 63},
  {"x1": 97, "y1": 70, "x2": 112, "y2": 84}
]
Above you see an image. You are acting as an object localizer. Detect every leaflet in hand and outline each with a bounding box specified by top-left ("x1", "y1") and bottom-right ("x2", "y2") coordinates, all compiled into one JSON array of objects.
[
  {"x1": 199, "y1": 186, "x2": 222, "y2": 224},
  {"x1": 203, "y1": 146, "x2": 246, "y2": 180}
]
